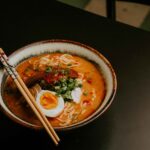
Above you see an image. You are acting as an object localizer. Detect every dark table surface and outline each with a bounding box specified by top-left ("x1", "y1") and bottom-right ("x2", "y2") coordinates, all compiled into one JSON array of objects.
[{"x1": 1, "y1": 0, "x2": 150, "y2": 150}]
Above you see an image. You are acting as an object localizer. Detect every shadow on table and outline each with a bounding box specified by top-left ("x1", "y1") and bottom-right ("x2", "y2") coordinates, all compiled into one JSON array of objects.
[{"x1": 0, "y1": 111, "x2": 114, "y2": 150}]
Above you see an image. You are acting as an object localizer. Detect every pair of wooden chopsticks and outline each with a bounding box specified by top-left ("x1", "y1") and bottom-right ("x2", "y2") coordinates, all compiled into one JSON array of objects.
[{"x1": 0, "y1": 48, "x2": 60, "y2": 145}]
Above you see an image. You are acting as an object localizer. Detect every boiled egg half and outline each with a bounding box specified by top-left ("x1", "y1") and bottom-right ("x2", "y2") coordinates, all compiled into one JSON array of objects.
[{"x1": 36, "y1": 90, "x2": 64, "y2": 117}]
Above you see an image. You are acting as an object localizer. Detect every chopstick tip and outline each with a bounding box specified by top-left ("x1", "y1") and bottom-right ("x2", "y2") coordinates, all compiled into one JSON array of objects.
[{"x1": 55, "y1": 142, "x2": 59, "y2": 146}]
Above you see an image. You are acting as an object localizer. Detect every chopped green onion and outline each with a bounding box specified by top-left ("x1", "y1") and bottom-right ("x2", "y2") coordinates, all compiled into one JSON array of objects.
[
  {"x1": 54, "y1": 86, "x2": 60, "y2": 90},
  {"x1": 60, "y1": 78, "x2": 66, "y2": 83},
  {"x1": 83, "y1": 91, "x2": 88, "y2": 96},
  {"x1": 61, "y1": 70, "x2": 65, "y2": 74},
  {"x1": 63, "y1": 91, "x2": 72, "y2": 100},
  {"x1": 67, "y1": 63, "x2": 72, "y2": 66},
  {"x1": 45, "y1": 67, "x2": 52, "y2": 73},
  {"x1": 78, "y1": 84, "x2": 82, "y2": 88},
  {"x1": 64, "y1": 69, "x2": 70, "y2": 75},
  {"x1": 68, "y1": 78, "x2": 74, "y2": 83}
]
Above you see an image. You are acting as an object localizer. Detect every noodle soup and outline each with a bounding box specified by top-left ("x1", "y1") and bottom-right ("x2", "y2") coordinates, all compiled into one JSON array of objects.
[
  {"x1": 0, "y1": 40, "x2": 117, "y2": 130},
  {"x1": 3, "y1": 53, "x2": 105, "y2": 127}
]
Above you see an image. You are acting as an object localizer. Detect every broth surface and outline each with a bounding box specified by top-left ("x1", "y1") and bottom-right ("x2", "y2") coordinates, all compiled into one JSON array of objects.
[{"x1": 3, "y1": 53, "x2": 105, "y2": 127}]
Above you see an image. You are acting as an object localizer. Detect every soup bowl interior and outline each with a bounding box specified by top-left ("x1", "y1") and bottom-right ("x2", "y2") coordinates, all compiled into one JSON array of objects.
[{"x1": 0, "y1": 40, "x2": 117, "y2": 130}]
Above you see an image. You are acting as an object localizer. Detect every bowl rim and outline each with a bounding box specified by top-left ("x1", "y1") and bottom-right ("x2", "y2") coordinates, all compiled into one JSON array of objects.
[{"x1": 0, "y1": 39, "x2": 117, "y2": 131}]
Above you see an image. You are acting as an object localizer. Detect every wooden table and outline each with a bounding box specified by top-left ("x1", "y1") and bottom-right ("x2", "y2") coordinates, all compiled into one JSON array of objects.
[{"x1": 0, "y1": 1, "x2": 150, "y2": 150}]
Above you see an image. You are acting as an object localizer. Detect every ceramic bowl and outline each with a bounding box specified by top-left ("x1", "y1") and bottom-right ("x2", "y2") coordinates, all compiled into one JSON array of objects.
[{"x1": 0, "y1": 40, "x2": 117, "y2": 130}]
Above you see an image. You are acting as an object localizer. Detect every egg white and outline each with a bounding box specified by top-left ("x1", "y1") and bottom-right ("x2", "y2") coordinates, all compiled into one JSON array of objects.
[
  {"x1": 71, "y1": 87, "x2": 82, "y2": 104},
  {"x1": 36, "y1": 90, "x2": 64, "y2": 118}
]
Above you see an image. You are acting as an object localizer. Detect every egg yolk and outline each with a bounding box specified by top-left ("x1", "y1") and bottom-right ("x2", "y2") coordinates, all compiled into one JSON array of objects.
[{"x1": 40, "y1": 92, "x2": 58, "y2": 109}]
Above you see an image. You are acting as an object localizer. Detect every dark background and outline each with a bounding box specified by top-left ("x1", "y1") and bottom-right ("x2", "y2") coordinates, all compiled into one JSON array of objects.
[{"x1": 0, "y1": 0, "x2": 150, "y2": 150}]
